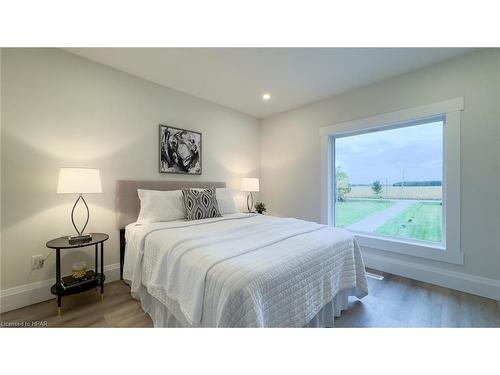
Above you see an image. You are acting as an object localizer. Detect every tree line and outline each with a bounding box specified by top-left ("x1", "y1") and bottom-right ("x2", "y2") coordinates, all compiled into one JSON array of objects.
[{"x1": 336, "y1": 166, "x2": 441, "y2": 201}]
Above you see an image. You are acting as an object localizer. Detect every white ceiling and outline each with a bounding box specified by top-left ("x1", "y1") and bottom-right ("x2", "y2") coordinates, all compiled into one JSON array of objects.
[{"x1": 65, "y1": 48, "x2": 473, "y2": 119}]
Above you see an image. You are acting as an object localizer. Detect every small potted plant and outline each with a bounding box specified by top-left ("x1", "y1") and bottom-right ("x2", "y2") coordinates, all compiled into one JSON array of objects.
[{"x1": 254, "y1": 202, "x2": 266, "y2": 214}]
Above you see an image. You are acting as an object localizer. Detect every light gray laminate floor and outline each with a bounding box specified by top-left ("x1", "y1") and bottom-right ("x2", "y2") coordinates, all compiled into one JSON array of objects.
[
  {"x1": 334, "y1": 271, "x2": 500, "y2": 327},
  {"x1": 1, "y1": 272, "x2": 499, "y2": 328}
]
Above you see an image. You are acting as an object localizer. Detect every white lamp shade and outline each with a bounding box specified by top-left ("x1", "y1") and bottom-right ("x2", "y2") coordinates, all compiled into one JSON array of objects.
[
  {"x1": 57, "y1": 168, "x2": 102, "y2": 194},
  {"x1": 241, "y1": 177, "x2": 259, "y2": 192}
]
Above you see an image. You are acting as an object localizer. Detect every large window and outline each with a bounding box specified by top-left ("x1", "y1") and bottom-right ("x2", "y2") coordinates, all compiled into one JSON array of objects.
[
  {"x1": 334, "y1": 118, "x2": 444, "y2": 245},
  {"x1": 320, "y1": 98, "x2": 463, "y2": 264}
]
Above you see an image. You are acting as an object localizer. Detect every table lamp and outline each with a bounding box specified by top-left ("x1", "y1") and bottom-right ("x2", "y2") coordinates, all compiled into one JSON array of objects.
[
  {"x1": 57, "y1": 168, "x2": 102, "y2": 243},
  {"x1": 241, "y1": 177, "x2": 259, "y2": 213}
]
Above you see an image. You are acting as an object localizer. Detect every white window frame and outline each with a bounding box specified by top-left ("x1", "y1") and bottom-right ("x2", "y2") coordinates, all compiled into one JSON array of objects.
[{"x1": 320, "y1": 98, "x2": 463, "y2": 265}]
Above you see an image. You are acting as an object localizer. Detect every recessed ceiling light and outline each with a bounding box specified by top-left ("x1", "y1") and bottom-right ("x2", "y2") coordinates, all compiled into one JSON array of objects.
[{"x1": 262, "y1": 93, "x2": 271, "y2": 101}]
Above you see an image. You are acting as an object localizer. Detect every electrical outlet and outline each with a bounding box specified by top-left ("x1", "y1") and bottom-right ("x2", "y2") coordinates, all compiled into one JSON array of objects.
[{"x1": 31, "y1": 255, "x2": 44, "y2": 269}]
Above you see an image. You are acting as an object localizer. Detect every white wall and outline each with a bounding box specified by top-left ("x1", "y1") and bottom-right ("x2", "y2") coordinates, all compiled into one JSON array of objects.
[
  {"x1": 260, "y1": 49, "x2": 500, "y2": 288},
  {"x1": 1, "y1": 49, "x2": 260, "y2": 296}
]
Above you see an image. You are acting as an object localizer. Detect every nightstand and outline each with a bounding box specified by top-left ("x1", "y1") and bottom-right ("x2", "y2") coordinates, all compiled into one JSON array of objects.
[{"x1": 46, "y1": 233, "x2": 109, "y2": 315}]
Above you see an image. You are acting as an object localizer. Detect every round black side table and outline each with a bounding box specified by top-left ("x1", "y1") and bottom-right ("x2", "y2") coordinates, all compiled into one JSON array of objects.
[{"x1": 46, "y1": 233, "x2": 109, "y2": 315}]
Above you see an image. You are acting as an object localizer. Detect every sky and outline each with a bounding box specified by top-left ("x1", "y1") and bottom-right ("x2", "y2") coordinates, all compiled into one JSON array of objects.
[{"x1": 335, "y1": 121, "x2": 443, "y2": 185}]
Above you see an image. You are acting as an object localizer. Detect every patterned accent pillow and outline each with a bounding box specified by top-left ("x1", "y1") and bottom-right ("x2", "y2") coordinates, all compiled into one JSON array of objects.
[{"x1": 182, "y1": 187, "x2": 222, "y2": 220}]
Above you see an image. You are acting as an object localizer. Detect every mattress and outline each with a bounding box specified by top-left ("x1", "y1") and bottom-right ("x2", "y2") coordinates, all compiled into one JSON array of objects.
[{"x1": 124, "y1": 213, "x2": 368, "y2": 327}]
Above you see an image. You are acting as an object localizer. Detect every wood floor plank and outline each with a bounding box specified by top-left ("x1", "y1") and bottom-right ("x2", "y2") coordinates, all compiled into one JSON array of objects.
[{"x1": 1, "y1": 273, "x2": 499, "y2": 328}]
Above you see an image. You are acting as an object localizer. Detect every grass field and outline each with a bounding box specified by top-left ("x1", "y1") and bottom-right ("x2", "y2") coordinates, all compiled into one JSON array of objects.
[
  {"x1": 376, "y1": 201, "x2": 442, "y2": 242},
  {"x1": 346, "y1": 186, "x2": 442, "y2": 200},
  {"x1": 336, "y1": 199, "x2": 396, "y2": 227}
]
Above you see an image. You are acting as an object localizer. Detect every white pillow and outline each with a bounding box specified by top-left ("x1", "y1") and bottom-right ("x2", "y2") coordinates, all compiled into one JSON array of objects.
[
  {"x1": 216, "y1": 188, "x2": 239, "y2": 214},
  {"x1": 136, "y1": 189, "x2": 186, "y2": 223}
]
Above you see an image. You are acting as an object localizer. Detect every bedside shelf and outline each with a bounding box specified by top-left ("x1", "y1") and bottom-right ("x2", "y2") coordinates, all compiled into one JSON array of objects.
[
  {"x1": 50, "y1": 273, "x2": 105, "y2": 297},
  {"x1": 46, "y1": 232, "x2": 109, "y2": 314}
]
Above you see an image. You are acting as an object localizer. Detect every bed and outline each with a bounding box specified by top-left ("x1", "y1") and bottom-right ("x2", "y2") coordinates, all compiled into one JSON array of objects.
[{"x1": 117, "y1": 180, "x2": 368, "y2": 327}]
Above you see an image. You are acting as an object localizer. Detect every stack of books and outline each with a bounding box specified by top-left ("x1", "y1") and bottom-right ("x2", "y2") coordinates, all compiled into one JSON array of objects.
[{"x1": 61, "y1": 270, "x2": 99, "y2": 291}]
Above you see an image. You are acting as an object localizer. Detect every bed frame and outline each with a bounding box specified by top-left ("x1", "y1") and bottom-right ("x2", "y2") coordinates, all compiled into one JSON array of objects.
[{"x1": 116, "y1": 180, "x2": 226, "y2": 279}]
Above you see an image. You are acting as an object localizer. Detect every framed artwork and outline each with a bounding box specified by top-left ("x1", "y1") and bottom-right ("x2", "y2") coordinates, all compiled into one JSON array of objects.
[{"x1": 159, "y1": 124, "x2": 202, "y2": 174}]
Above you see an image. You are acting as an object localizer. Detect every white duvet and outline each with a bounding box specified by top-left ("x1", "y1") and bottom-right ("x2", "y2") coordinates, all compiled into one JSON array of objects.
[{"x1": 124, "y1": 213, "x2": 368, "y2": 327}]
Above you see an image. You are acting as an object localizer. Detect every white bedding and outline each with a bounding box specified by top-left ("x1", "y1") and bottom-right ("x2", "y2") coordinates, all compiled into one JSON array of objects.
[{"x1": 124, "y1": 213, "x2": 368, "y2": 327}]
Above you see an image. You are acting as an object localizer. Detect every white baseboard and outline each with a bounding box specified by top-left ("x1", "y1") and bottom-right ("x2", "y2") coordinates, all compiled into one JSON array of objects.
[
  {"x1": 0, "y1": 263, "x2": 121, "y2": 313},
  {"x1": 363, "y1": 252, "x2": 500, "y2": 301}
]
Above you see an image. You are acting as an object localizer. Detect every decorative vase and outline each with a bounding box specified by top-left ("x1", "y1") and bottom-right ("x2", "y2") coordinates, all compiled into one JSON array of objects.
[{"x1": 72, "y1": 261, "x2": 88, "y2": 279}]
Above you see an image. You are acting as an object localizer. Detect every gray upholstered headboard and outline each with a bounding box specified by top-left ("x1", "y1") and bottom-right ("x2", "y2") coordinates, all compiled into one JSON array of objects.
[{"x1": 116, "y1": 180, "x2": 226, "y2": 229}]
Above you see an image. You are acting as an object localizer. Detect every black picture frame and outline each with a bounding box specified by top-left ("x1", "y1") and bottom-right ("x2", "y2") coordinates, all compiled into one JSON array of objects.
[{"x1": 159, "y1": 124, "x2": 202, "y2": 175}]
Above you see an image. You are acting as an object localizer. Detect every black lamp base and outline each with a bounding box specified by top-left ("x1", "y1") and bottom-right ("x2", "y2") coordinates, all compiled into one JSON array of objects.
[
  {"x1": 69, "y1": 194, "x2": 92, "y2": 244},
  {"x1": 68, "y1": 234, "x2": 92, "y2": 244}
]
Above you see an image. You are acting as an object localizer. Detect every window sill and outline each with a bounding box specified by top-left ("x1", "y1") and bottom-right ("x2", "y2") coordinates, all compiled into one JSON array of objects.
[{"x1": 352, "y1": 231, "x2": 464, "y2": 265}]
